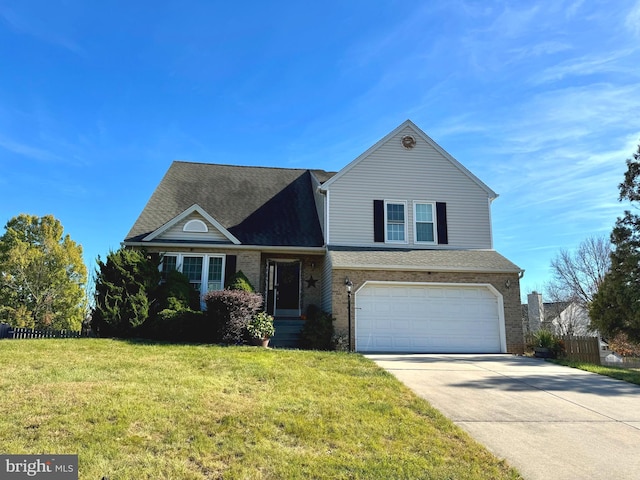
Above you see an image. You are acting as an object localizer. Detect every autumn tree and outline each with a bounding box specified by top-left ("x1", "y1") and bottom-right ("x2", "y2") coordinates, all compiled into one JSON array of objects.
[
  {"x1": 0, "y1": 214, "x2": 88, "y2": 330},
  {"x1": 591, "y1": 142, "x2": 640, "y2": 342}
]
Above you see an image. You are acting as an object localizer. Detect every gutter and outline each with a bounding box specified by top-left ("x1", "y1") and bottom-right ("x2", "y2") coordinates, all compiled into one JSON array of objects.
[{"x1": 121, "y1": 241, "x2": 326, "y2": 255}]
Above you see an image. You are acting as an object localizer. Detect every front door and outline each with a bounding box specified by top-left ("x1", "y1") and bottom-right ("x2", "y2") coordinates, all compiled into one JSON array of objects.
[{"x1": 266, "y1": 261, "x2": 301, "y2": 317}]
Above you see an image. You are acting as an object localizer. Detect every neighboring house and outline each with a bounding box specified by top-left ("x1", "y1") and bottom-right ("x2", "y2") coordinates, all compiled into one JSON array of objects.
[
  {"x1": 523, "y1": 291, "x2": 593, "y2": 336},
  {"x1": 124, "y1": 120, "x2": 524, "y2": 353}
]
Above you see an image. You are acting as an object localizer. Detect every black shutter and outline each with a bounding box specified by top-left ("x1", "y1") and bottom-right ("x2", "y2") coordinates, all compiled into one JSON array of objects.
[
  {"x1": 224, "y1": 255, "x2": 237, "y2": 287},
  {"x1": 436, "y1": 202, "x2": 448, "y2": 245},
  {"x1": 373, "y1": 200, "x2": 384, "y2": 242}
]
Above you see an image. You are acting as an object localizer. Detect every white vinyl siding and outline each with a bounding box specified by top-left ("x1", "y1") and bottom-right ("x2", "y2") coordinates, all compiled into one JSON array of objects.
[
  {"x1": 326, "y1": 126, "x2": 493, "y2": 249},
  {"x1": 158, "y1": 213, "x2": 230, "y2": 242},
  {"x1": 311, "y1": 172, "x2": 328, "y2": 242}
]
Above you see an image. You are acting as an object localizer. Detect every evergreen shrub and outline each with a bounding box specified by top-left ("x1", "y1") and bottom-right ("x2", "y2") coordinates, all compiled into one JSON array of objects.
[{"x1": 299, "y1": 304, "x2": 335, "y2": 350}]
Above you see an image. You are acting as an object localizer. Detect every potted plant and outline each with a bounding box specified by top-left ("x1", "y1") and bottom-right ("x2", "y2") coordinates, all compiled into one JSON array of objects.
[
  {"x1": 246, "y1": 311, "x2": 275, "y2": 347},
  {"x1": 530, "y1": 329, "x2": 561, "y2": 358}
]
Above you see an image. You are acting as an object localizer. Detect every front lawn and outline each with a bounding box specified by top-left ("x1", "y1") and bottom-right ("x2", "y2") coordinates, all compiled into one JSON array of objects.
[
  {"x1": 552, "y1": 358, "x2": 640, "y2": 386},
  {"x1": 0, "y1": 339, "x2": 520, "y2": 479}
]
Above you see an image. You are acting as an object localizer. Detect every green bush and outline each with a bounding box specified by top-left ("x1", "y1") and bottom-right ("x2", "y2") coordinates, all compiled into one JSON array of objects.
[
  {"x1": 299, "y1": 304, "x2": 335, "y2": 350},
  {"x1": 143, "y1": 309, "x2": 203, "y2": 342},
  {"x1": 92, "y1": 248, "x2": 161, "y2": 337},
  {"x1": 246, "y1": 311, "x2": 275, "y2": 339},
  {"x1": 203, "y1": 290, "x2": 263, "y2": 344},
  {"x1": 157, "y1": 269, "x2": 200, "y2": 311},
  {"x1": 528, "y1": 329, "x2": 565, "y2": 358},
  {"x1": 225, "y1": 270, "x2": 255, "y2": 292}
]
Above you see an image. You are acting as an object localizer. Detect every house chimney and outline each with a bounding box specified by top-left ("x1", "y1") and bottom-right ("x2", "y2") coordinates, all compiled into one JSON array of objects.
[{"x1": 528, "y1": 291, "x2": 544, "y2": 332}]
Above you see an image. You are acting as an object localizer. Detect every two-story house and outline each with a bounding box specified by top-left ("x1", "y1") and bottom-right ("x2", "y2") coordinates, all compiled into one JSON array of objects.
[{"x1": 124, "y1": 120, "x2": 524, "y2": 353}]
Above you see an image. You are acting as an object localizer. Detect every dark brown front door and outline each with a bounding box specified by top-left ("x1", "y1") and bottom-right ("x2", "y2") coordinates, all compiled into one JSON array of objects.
[{"x1": 266, "y1": 261, "x2": 300, "y2": 317}]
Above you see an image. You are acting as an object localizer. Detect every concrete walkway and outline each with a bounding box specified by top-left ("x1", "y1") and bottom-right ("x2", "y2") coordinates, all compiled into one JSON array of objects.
[{"x1": 367, "y1": 354, "x2": 640, "y2": 480}]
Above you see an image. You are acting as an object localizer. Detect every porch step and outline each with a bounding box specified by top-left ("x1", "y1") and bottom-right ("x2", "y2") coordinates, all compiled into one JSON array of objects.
[{"x1": 270, "y1": 318, "x2": 305, "y2": 349}]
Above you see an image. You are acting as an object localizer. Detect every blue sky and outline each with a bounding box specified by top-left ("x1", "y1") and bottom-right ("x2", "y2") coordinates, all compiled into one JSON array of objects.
[{"x1": 1, "y1": 0, "x2": 639, "y2": 301}]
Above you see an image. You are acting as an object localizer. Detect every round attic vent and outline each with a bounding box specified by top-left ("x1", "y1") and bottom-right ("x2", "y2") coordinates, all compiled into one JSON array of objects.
[{"x1": 401, "y1": 135, "x2": 416, "y2": 149}]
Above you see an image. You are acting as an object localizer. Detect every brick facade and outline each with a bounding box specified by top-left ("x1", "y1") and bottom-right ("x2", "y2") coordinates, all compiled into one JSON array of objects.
[{"x1": 331, "y1": 269, "x2": 524, "y2": 354}]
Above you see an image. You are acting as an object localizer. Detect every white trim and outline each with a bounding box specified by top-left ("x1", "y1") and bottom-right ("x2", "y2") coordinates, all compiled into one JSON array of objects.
[
  {"x1": 384, "y1": 200, "x2": 408, "y2": 244},
  {"x1": 320, "y1": 120, "x2": 498, "y2": 199},
  {"x1": 333, "y1": 263, "x2": 520, "y2": 273},
  {"x1": 354, "y1": 280, "x2": 506, "y2": 353},
  {"x1": 413, "y1": 201, "x2": 437, "y2": 245},
  {"x1": 488, "y1": 197, "x2": 494, "y2": 250},
  {"x1": 325, "y1": 190, "x2": 331, "y2": 245},
  {"x1": 160, "y1": 252, "x2": 227, "y2": 297},
  {"x1": 143, "y1": 204, "x2": 241, "y2": 244},
  {"x1": 123, "y1": 241, "x2": 325, "y2": 254}
]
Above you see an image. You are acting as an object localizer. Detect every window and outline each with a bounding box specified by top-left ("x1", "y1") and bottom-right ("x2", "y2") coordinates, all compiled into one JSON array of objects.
[
  {"x1": 385, "y1": 201, "x2": 406, "y2": 242},
  {"x1": 208, "y1": 257, "x2": 223, "y2": 291},
  {"x1": 161, "y1": 255, "x2": 177, "y2": 280},
  {"x1": 182, "y1": 256, "x2": 203, "y2": 292},
  {"x1": 414, "y1": 202, "x2": 436, "y2": 243},
  {"x1": 159, "y1": 254, "x2": 225, "y2": 295},
  {"x1": 183, "y1": 219, "x2": 208, "y2": 233}
]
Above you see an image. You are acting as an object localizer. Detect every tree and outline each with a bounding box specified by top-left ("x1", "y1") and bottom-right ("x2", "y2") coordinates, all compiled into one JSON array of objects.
[
  {"x1": 0, "y1": 214, "x2": 88, "y2": 330},
  {"x1": 548, "y1": 235, "x2": 611, "y2": 311},
  {"x1": 590, "y1": 142, "x2": 640, "y2": 342},
  {"x1": 92, "y1": 248, "x2": 160, "y2": 337}
]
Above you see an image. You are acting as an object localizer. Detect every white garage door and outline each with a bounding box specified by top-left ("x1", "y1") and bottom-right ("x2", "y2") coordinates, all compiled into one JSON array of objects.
[{"x1": 356, "y1": 283, "x2": 504, "y2": 353}]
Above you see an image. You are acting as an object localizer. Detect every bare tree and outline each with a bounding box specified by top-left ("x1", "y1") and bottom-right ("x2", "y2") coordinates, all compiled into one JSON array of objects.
[
  {"x1": 548, "y1": 235, "x2": 611, "y2": 310},
  {"x1": 544, "y1": 282, "x2": 591, "y2": 335}
]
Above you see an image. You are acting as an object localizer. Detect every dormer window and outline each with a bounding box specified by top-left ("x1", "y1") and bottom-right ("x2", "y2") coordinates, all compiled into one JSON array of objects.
[{"x1": 183, "y1": 219, "x2": 208, "y2": 233}]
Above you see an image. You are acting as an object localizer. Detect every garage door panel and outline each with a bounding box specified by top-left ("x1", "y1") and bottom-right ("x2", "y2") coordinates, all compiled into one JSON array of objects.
[{"x1": 356, "y1": 283, "x2": 503, "y2": 353}]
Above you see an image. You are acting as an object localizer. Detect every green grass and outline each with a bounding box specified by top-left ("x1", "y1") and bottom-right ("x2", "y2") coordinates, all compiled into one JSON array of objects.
[
  {"x1": 0, "y1": 339, "x2": 520, "y2": 479},
  {"x1": 552, "y1": 358, "x2": 640, "y2": 385}
]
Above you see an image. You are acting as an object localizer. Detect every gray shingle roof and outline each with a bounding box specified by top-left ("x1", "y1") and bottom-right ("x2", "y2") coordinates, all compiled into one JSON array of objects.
[
  {"x1": 126, "y1": 161, "x2": 336, "y2": 247},
  {"x1": 328, "y1": 246, "x2": 522, "y2": 273}
]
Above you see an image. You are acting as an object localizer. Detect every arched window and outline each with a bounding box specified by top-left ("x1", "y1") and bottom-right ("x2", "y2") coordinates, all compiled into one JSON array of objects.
[{"x1": 183, "y1": 219, "x2": 208, "y2": 233}]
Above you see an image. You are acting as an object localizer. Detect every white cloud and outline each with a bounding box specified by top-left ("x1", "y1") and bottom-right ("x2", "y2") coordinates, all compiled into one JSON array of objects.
[
  {"x1": 532, "y1": 50, "x2": 638, "y2": 84},
  {"x1": 0, "y1": 135, "x2": 61, "y2": 163},
  {"x1": 0, "y1": 5, "x2": 85, "y2": 56},
  {"x1": 625, "y1": 0, "x2": 640, "y2": 36}
]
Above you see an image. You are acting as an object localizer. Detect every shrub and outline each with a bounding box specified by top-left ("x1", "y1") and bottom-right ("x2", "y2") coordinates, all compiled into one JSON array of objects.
[
  {"x1": 528, "y1": 329, "x2": 564, "y2": 358},
  {"x1": 143, "y1": 309, "x2": 203, "y2": 342},
  {"x1": 92, "y1": 248, "x2": 160, "y2": 337},
  {"x1": 203, "y1": 290, "x2": 263, "y2": 344},
  {"x1": 608, "y1": 333, "x2": 640, "y2": 357},
  {"x1": 299, "y1": 304, "x2": 335, "y2": 350},
  {"x1": 157, "y1": 269, "x2": 201, "y2": 312},
  {"x1": 246, "y1": 311, "x2": 275, "y2": 339},
  {"x1": 332, "y1": 330, "x2": 349, "y2": 352},
  {"x1": 225, "y1": 270, "x2": 255, "y2": 292}
]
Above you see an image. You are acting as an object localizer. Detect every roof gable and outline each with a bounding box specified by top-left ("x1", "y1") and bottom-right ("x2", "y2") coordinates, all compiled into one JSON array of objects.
[
  {"x1": 143, "y1": 204, "x2": 240, "y2": 244},
  {"x1": 321, "y1": 119, "x2": 497, "y2": 199}
]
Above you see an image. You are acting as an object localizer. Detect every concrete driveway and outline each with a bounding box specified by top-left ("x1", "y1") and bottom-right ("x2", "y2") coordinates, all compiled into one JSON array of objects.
[{"x1": 366, "y1": 354, "x2": 640, "y2": 480}]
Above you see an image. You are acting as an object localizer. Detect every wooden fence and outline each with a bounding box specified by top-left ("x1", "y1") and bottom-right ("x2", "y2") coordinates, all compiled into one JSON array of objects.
[
  {"x1": 561, "y1": 335, "x2": 601, "y2": 364},
  {"x1": 2, "y1": 326, "x2": 84, "y2": 339}
]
